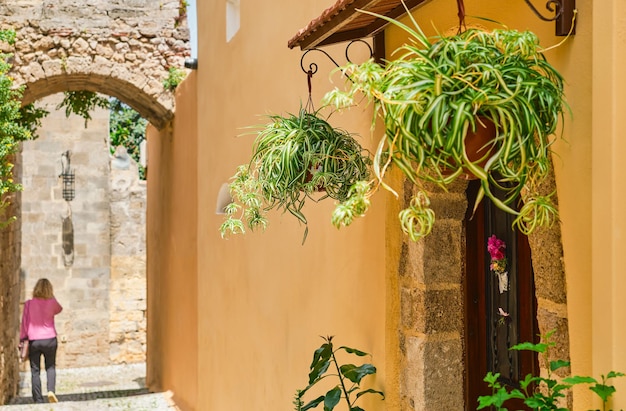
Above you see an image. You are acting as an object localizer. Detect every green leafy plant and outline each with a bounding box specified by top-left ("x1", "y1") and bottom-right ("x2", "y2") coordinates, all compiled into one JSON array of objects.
[
  {"x1": 109, "y1": 98, "x2": 147, "y2": 179},
  {"x1": 57, "y1": 90, "x2": 110, "y2": 127},
  {"x1": 220, "y1": 109, "x2": 371, "y2": 242},
  {"x1": 163, "y1": 67, "x2": 186, "y2": 91},
  {"x1": 324, "y1": 8, "x2": 568, "y2": 241},
  {"x1": 0, "y1": 29, "x2": 43, "y2": 226},
  {"x1": 478, "y1": 330, "x2": 624, "y2": 411},
  {"x1": 295, "y1": 336, "x2": 384, "y2": 411}
]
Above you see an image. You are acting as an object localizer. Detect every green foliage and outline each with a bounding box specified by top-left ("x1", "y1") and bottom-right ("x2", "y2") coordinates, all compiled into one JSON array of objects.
[
  {"x1": 477, "y1": 331, "x2": 624, "y2": 411},
  {"x1": 109, "y1": 98, "x2": 147, "y2": 179},
  {"x1": 0, "y1": 29, "x2": 42, "y2": 225},
  {"x1": 18, "y1": 103, "x2": 49, "y2": 139},
  {"x1": 323, "y1": 10, "x2": 568, "y2": 241},
  {"x1": 175, "y1": 0, "x2": 189, "y2": 27},
  {"x1": 163, "y1": 67, "x2": 186, "y2": 91},
  {"x1": 220, "y1": 109, "x2": 371, "y2": 242},
  {"x1": 57, "y1": 90, "x2": 110, "y2": 127},
  {"x1": 295, "y1": 336, "x2": 384, "y2": 411}
]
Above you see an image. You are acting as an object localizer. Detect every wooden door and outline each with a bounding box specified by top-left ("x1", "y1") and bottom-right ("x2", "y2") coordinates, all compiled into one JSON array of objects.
[{"x1": 464, "y1": 180, "x2": 539, "y2": 410}]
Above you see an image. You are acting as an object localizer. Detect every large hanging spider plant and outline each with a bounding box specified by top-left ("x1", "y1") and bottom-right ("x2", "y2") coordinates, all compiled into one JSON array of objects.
[
  {"x1": 324, "y1": 9, "x2": 568, "y2": 241},
  {"x1": 220, "y1": 109, "x2": 371, "y2": 241}
]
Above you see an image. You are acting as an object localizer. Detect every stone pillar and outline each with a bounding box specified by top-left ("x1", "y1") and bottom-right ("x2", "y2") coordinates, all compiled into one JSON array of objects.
[{"x1": 397, "y1": 181, "x2": 467, "y2": 410}]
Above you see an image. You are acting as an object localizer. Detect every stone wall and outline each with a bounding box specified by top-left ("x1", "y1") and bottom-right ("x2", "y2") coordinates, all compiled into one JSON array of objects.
[
  {"x1": 21, "y1": 94, "x2": 112, "y2": 367},
  {"x1": 0, "y1": 0, "x2": 190, "y2": 129},
  {"x1": 109, "y1": 147, "x2": 147, "y2": 364},
  {"x1": 0, "y1": 160, "x2": 22, "y2": 405}
]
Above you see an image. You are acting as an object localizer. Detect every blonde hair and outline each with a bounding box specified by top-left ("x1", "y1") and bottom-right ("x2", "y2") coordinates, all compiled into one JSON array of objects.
[{"x1": 33, "y1": 278, "x2": 54, "y2": 299}]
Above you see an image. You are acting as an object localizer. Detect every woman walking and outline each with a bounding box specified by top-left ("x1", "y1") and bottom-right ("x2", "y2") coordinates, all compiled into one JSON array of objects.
[{"x1": 20, "y1": 278, "x2": 63, "y2": 403}]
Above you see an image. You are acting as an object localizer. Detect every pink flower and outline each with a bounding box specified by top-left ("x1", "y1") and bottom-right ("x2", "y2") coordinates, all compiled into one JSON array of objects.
[{"x1": 487, "y1": 235, "x2": 506, "y2": 260}]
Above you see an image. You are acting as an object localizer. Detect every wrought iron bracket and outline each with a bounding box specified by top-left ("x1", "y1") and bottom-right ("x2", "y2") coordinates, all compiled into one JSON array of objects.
[
  {"x1": 522, "y1": 0, "x2": 576, "y2": 36},
  {"x1": 299, "y1": 39, "x2": 373, "y2": 78}
]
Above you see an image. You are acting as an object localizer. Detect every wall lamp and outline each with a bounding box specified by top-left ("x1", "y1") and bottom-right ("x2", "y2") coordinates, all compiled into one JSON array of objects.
[
  {"x1": 59, "y1": 150, "x2": 75, "y2": 202},
  {"x1": 522, "y1": 0, "x2": 576, "y2": 36}
]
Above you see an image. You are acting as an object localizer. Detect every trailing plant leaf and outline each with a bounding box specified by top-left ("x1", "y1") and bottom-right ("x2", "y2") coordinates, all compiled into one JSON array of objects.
[
  {"x1": 398, "y1": 191, "x2": 436, "y2": 242},
  {"x1": 220, "y1": 109, "x2": 371, "y2": 241},
  {"x1": 324, "y1": 10, "x2": 569, "y2": 241}
]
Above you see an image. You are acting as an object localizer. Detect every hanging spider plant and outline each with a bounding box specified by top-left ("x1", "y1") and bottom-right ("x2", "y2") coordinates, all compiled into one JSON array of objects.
[
  {"x1": 324, "y1": 9, "x2": 568, "y2": 241},
  {"x1": 220, "y1": 108, "x2": 371, "y2": 241}
]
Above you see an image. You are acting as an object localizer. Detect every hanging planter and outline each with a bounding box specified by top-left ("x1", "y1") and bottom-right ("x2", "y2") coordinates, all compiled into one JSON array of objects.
[
  {"x1": 220, "y1": 108, "x2": 371, "y2": 241},
  {"x1": 324, "y1": 8, "x2": 568, "y2": 241}
]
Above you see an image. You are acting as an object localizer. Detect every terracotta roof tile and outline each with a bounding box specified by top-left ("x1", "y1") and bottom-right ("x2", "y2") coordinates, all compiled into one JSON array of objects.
[{"x1": 288, "y1": 0, "x2": 426, "y2": 50}]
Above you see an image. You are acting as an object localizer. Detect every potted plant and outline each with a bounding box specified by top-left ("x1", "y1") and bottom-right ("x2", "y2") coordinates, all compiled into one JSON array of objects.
[
  {"x1": 324, "y1": 9, "x2": 568, "y2": 241},
  {"x1": 220, "y1": 108, "x2": 371, "y2": 241}
]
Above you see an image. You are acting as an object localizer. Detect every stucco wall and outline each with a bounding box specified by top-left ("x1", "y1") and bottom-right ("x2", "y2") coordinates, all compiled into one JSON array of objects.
[
  {"x1": 147, "y1": 73, "x2": 198, "y2": 410},
  {"x1": 146, "y1": 2, "x2": 387, "y2": 410}
]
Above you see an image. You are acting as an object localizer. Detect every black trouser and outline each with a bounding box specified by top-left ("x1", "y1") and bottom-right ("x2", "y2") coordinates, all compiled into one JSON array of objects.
[{"x1": 28, "y1": 337, "x2": 58, "y2": 403}]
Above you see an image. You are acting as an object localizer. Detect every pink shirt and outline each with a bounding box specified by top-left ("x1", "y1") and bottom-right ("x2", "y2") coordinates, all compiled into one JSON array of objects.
[{"x1": 20, "y1": 298, "x2": 63, "y2": 341}]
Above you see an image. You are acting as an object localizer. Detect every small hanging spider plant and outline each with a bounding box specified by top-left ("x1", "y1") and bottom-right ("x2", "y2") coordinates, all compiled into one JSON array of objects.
[
  {"x1": 220, "y1": 108, "x2": 371, "y2": 242},
  {"x1": 324, "y1": 8, "x2": 568, "y2": 240}
]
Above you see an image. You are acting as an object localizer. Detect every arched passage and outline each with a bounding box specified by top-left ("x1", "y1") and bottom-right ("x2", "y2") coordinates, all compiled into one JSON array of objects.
[
  {"x1": 0, "y1": 0, "x2": 189, "y2": 403},
  {"x1": 21, "y1": 71, "x2": 174, "y2": 130}
]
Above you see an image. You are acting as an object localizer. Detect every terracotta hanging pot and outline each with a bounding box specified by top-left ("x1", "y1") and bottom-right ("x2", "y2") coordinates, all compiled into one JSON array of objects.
[{"x1": 442, "y1": 117, "x2": 497, "y2": 180}]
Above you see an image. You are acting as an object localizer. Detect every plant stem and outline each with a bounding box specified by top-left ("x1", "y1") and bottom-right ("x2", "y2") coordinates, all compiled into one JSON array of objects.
[{"x1": 331, "y1": 349, "x2": 353, "y2": 409}]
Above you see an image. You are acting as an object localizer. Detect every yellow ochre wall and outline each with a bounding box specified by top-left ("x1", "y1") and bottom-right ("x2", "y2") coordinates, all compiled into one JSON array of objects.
[
  {"x1": 147, "y1": 0, "x2": 626, "y2": 410},
  {"x1": 147, "y1": 73, "x2": 199, "y2": 410},
  {"x1": 163, "y1": 0, "x2": 385, "y2": 410}
]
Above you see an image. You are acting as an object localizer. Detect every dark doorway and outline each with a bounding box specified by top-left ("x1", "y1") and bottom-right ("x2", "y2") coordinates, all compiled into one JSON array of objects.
[{"x1": 464, "y1": 180, "x2": 539, "y2": 410}]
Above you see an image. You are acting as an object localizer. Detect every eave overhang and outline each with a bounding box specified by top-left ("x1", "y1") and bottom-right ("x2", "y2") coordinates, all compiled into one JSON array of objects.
[{"x1": 287, "y1": 0, "x2": 428, "y2": 50}]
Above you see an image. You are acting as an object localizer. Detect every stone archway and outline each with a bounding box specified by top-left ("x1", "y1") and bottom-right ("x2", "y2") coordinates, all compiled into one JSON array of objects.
[
  {"x1": 3, "y1": 0, "x2": 190, "y2": 129},
  {"x1": 0, "y1": 0, "x2": 189, "y2": 403}
]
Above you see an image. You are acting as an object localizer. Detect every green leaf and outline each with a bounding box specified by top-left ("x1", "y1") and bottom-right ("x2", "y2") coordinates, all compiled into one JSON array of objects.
[
  {"x1": 510, "y1": 341, "x2": 548, "y2": 353},
  {"x1": 607, "y1": 371, "x2": 625, "y2": 379},
  {"x1": 590, "y1": 384, "x2": 616, "y2": 402},
  {"x1": 563, "y1": 376, "x2": 596, "y2": 385},
  {"x1": 355, "y1": 388, "x2": 385, "y2": 400},
  {"x1": 339, "y1": 346, "x2": 369, "y2": 356},
  {"x1": 550, "y1": 360, "x2": 571, "y2": 371},
  {"x1": 339, "y1": 363, "x2": 377, "y2": 384},
  {"x1": 301, "y1": 395, "x2": 325, "y2": 411},
  {"x1": 323, "y1": 387, "x2": 341, "y2": 411}
]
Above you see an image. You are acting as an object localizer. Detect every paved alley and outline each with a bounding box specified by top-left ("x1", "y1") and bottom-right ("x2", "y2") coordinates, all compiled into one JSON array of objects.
[{"x1": 0, "y1": 363, "x2": 179, "y2": 411}]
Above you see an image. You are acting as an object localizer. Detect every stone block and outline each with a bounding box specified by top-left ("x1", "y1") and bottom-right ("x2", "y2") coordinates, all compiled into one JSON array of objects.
[
  {"x1": 402, "y1": 335, "x2": 464, "y2": 410},
  {"x1": 422, "y1": 220, "x2": 463, "y2": 285},
  {"x1": 401, "y1": 287, "x2": 463, "y2": 334}
]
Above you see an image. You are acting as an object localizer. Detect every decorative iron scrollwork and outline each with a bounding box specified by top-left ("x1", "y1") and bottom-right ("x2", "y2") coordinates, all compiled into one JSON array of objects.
[
  {"x1": 522, "y1": 0, "x2": 563, "y2": 21},
  {"x1": 299, "y1": 39, "x2": 373, "y2": 77}
]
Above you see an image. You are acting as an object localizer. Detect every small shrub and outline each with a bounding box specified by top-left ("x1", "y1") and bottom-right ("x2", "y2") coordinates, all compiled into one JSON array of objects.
[{"x1": 163, "y1": 67, "x2": 186, "y2": 91}]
